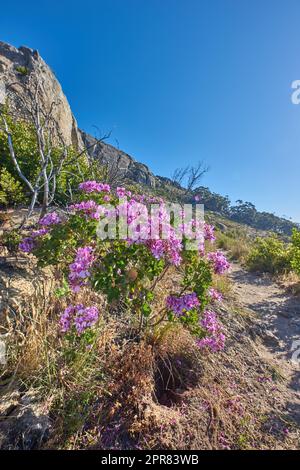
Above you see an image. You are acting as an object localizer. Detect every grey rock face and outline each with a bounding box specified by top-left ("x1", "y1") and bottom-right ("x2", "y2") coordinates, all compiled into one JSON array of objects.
[
  {"x1": 80, "y1": 131, "x2": 157, "y2": 187},
  {"x1": 0, "y1": 41, "x2": 82, "y2": 149},
  {"x1": 250, "y1": 322, "x2": 281, "y2": 348},
  {"x1": 0, "y1": 391, "x2": 51, "y2": 450}
]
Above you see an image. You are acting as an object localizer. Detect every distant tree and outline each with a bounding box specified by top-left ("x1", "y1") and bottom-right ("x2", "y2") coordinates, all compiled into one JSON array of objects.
[
  {"x1": 172, "y1": 161, "x2": 209, "y2": 194},
  {"x1": 195, "y1": 186, "x2": 231, "y2": 214},
  {"x1": 230, "y1": 201, "x2": 257, "y2": 225}
]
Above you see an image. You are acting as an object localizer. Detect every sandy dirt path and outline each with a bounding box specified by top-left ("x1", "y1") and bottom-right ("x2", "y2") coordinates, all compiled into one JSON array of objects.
[{"x1": 229, "y1": 263, "x2": 300, "y2": 424}]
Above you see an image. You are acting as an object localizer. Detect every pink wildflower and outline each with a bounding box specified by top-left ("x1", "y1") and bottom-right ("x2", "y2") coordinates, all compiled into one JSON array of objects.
[
  {"x1": 39, "y1": 212, "x2": 61, "y2": 226},
  {"x1": 204, "y1": 223, "x2": 216, "y2": 242},
  {"x1": 69, "y1": 200, "x2": 102, "y2": 219},
  {"x1": 208, "y1": 288, "x2": 223, "y2": 302},
  {"x1": 60, "y1": 304, "x2": 99, "y2": 335},
  {"x1": 19, "y1": 237, "x2": 35, "y2": 253},
  {"x1": 78, "y1": 180, "x2": 111, "y2": 193},
  {"x1": 166, "y1": 293, "x2": 200, "y2": 316},
  {"x1": 197, "y1": 310, "x2": 225, "y2": 352},
  {"x1": 68, "y1": 246, "x2": 95, "y2": 292},
  {"x1": 207, "y1": 251, "x2": 230, "y2": 274}
]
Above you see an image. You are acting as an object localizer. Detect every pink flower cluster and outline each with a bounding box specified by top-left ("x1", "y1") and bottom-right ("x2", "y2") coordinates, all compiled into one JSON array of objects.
[
  {"x1": 79, "y1": 181, "x2": 110, "y2": 193},
  {"x1": 204, "y1": 223, "x2": 216, "y2": 242},
  {"x1": 68, "y1": 182, "x2": 215, "y2": 267},
  {"x1": 19, "y1": 237, "x2": 36, "y2": 253},
  {"x1": 31, "y1": 228, "x2": 49, "y2": 237},
  {"x1": 116, "y1": 187, "x2": 132, "y2": 198},
  {"x1": 115, "y1": 198, "x2": 186, "y2": 265},
  {"x1": 60, "y1": 304, "x2": 99, "y2": 335},
  {"x1": 19, "y1": 228, "x2": 49, "y2": 253},
  {"x1": 68, "y1": 246, "x2": 95, "y2": 292},
  {"x1": 208, "y1": 288, "x2": 223, "y2": 302},
  {"x1": 39, "y1": 211, "x2": 61, "y2": 226},
  {"x1": 19, "y1": 211, "x2": 60, "y2": 253},
  {"x1": 166, "y1": 293, "x2": 200, "y2": 316},
  {"x1": 197, "y1": 310, "x2": 225, "y2": 352},
  {"x1": 207, "y1": 251, "x2": 230, "y2": 274},
  {"x1": 69, "y1": 200, "x2": 103, "y2": 220},
  {"x1": 147, "y1": 235, "x2": 183, "y2": 266}
]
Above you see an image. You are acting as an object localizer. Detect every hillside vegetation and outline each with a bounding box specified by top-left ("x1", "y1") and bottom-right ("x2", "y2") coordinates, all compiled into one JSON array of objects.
[
  {"x1": 1, "y1": 49, "x2": 300, "y2": 450},
  {"x1": 1, "y1": 175, "x2": 300, "y2": 449},
  {"x1": 0, "y1": 113, "x2": 298, "y2": 236}
]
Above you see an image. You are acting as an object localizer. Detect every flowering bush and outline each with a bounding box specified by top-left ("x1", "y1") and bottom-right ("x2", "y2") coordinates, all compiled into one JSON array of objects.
[
  {"x1": 60, "y1": 304, "x2": 99, "y2": 335},
  {"x1": 207, "y1": 251, "x2": 231, "y2": 274},
  {"x1": 246, "y1": 236, "x2": 290, "y2": 274},
  {"x1": 19, "y1": 181, "x2": 230, "y2": 351},
  {"x1": 197, "y1": 310, "x2": 225, "y2": 352}
]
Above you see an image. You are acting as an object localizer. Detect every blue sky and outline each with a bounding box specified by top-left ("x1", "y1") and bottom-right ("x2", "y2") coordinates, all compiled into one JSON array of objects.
[{"x1": 1, "y1": 0, "x2": 300, "y2": 221}]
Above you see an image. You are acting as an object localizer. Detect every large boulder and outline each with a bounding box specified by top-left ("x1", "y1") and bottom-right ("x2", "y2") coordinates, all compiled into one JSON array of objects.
[
  {"x1": 0, "y1": 41, "x2": 82, "y2": 149},
  {"x1": 0, "y1": 391, "x2": 51, "y2": 450},
  {"x1": 81, "y1": 131, "x2": 157, "y2": 187}
]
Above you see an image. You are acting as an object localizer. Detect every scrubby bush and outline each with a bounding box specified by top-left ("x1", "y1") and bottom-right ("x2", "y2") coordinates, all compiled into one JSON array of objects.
[
  {"x1": 0, "y1": 115, "x2": 99, "y2": 207},
  {"x1": 0, "y1": 228, "x2": 22, "y2": 253},
  {"x1": 246, "y1": 235, "x2": 291, "y2": 274},
  {"x1": 216, "y1": 230, "x2": 251, "y2": 262},
  {"x1": 15, "y1": 65, "x2": 29, "y2": 75},
  {"x1": 290, "y1": 228, "x2": 300, "y2": 276},
  {"x1": 0, "y1": 168, "x2": 26, "y2": 206}
]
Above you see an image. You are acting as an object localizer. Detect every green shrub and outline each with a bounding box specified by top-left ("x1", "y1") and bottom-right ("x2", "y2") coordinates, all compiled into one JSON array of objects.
[
  {"x1": 0, "y1": 168, "x2": 26, "y2": 206},
  {"x1": 246, "y1": 235, "x2": 290, "y2": 274},
  {"x1": 0, "y1": 229, "x2": 22, "y2": 252},
  {"x1": 15, "y1": 66, "x2": 29, "y2": 75},
  {"x1": 290, "y1": 229, "x2": 300, "y2": 276},
  {"x1": 0, "y1": 114, "x2": 93, "y2": 206},
  {"x1": 217, "y1": 231, "x2": 251, "y2": 262}
]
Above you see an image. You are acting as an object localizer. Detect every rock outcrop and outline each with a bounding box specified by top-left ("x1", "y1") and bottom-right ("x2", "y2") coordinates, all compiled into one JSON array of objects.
[
  {"x1": 80, "y1": 132, "x2": 157, "y2": 187},
  {"x1": 0, "y1": 41, "x2": 82, "y2": 149},
  {"x1": 0, "y1": 41, "x2": 157, "y2": 187},
  {"x1": 0, "y1": 391, "x2": 51, "y2": 450}
]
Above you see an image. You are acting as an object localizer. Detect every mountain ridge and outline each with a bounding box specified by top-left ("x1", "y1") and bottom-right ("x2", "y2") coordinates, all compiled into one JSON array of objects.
[{"x1": 0, "y1": 40, "x2": 298, "y2": 234}]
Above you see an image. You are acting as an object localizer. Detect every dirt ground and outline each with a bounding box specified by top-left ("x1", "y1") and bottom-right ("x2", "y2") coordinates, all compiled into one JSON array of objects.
[{"x1": 229, "y1": 263, "x2": 300, "y2": 426}]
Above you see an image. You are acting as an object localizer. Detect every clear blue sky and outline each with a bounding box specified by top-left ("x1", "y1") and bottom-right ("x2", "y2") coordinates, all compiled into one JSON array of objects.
[{"x1": 1, "y1": 0, "x2": 300, "y2": 221}]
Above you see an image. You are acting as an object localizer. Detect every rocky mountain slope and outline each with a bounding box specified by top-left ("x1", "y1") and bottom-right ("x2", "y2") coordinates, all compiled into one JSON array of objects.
[
  {"x1": 0, "y1": 41, "x2": 157, "y2": 187},
  {"x1": 1, "y1": 249, "x2": 300, "y2": 449},
  {"x1": 0, "y1": 41, "x2": 82, "y2": 149},
  {"x1": 0, "y1": 40, "x2": 298, "y2": 235}
]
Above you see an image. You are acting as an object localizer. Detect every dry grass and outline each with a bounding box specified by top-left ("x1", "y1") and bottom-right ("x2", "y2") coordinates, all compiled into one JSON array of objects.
[
  {"x1": 276, "y1": 271, "x2": 300, "y2": 296},
  {"x1": 216, "y1": 232, "x2": 251, "y2": 263},
  {"x1": 1, "y1": 254, "x2": 300, "y2": 450},
  {"x1": 212, "y1": 274, "x2": 233, "y2": 299}
]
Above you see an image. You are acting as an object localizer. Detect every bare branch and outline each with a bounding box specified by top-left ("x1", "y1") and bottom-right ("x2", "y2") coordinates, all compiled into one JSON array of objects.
[{"x1": 172, "y1": 161, "x2": 209, "y2": 193}]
